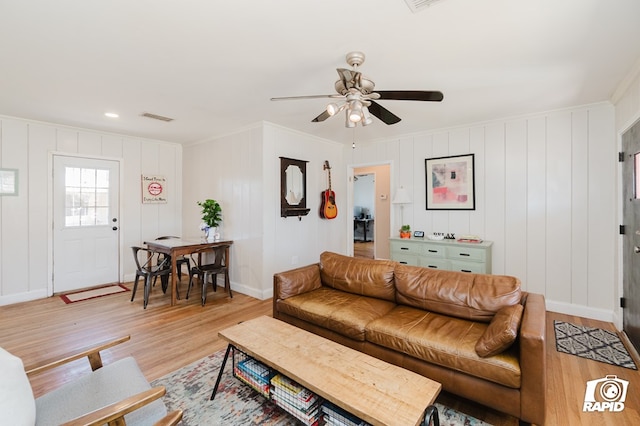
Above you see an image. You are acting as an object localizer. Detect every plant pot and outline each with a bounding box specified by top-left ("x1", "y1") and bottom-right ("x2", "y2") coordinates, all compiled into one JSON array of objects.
[{"x1": 400, "y1": 231, "x2": 411, "y2": 239}]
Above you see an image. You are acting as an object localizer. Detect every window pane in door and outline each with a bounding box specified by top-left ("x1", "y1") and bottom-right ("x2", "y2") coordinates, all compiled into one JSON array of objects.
[{"x1": 64, "y1": 167, "x2": 110, "y2": 227}]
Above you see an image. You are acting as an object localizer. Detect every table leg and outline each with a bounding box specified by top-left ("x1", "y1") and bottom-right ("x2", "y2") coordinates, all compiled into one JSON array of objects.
[
  {"x1": 210, "y1": 344, "x2": 233, "y2": 401},
  {"x1": 170, "y1": 254, "x2": 178, "y2": 305},
  {"x1": 421, "y1": 405, "x2": 439, "y2": 426}
]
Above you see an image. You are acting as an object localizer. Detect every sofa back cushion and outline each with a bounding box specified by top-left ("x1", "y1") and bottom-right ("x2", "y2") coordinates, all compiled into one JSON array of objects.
[
  {"x1": 394, "y1": 264, "x2": 521, "y2": 322},
  {"x1": 320, "y1": 252, "x2": 396, "y2": 301}
]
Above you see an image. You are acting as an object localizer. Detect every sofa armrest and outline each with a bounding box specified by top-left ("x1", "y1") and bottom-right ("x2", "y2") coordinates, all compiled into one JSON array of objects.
[
  {"x1": 518, "y1": 292, "x2": 546, "y2": 425},
  {"x1": 273, "y1": 263, "x2": 321, "y2": 314},
  {"x1": 25, "y1": 335, "x2": 130, "y2": 376}
]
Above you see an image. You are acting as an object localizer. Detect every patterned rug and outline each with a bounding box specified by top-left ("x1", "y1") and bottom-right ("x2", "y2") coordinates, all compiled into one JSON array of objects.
[
  {"x1": 151, "y1": 349, "x2": 492, "y2": 425},
  {"x1": 554, "y1": 320, "x2": 637, "y2": 370},
  {"x1": 59, "y1": 284, "x2": 129, "y2": 304}
]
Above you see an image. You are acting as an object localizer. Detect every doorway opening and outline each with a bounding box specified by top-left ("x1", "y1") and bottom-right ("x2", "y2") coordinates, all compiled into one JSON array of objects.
[{"x1": 348, "y1": 163, "x2": 391, "y2": 260}]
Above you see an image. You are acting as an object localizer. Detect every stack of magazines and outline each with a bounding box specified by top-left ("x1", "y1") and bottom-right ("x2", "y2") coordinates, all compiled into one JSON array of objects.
[
  {"x1": 233, "y1": 356, "x2": 272, "y2": 397},
  {"x1": 322, "y1": 401, "x2": 369, "y2": 426},
  {"x1": 270, "y1": 374, "x2": 321, "y2": 426}
]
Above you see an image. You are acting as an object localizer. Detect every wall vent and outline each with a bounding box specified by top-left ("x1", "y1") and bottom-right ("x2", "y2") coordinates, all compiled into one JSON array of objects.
[
  {"x1": 141, "y1": 112, "x2": 174, "y2": 122},
  {"x1": 404, "y1": 0, "x2": 445, "y2": 13}
]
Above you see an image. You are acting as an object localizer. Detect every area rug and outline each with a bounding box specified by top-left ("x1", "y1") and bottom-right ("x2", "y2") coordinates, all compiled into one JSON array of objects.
[
  {"x1": 151, "y1": 349, "x2": 492, "y2": 425},
  {"x1": 554, "y1": 320, "x2": 637, "y2": 370},
  {"x1": 59, "y1": 284, "x2": 129, "y2": 304}
]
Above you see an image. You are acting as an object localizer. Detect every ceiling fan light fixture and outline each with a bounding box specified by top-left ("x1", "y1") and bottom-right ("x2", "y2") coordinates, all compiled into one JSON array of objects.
[
  {"x1": 348, "y1": 101, "x2": 363, "y2": 122},
  {"x1": 361, "y1": 106, "x2": 373, "y2": 126},
  {"x1": 345, "y1": 114, "x2": 356, "y2": 128},
  {"x1": 326, "y1": 102, "x2": 345, "y2": 116}
]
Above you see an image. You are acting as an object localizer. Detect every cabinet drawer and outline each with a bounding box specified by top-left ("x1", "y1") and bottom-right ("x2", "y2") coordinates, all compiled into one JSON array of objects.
[
  {"x1": 390, "y1": 240, "x2": 421, "y2": 255},
  {"x1": 450, "y1": 261, "x2": 487, "y2": 274},
  {"x1": 422, "y1": 244, "x2": 446, "y2": 258},
  {"x1": 392, "y1": 254, "x2": 419, "y2": 266},
  {"x1": 418, "y1": 258, "x2": 451, "y2": 270},
  {"x1": 447, "y1": 246, "x2": 486, "y2": 262}
]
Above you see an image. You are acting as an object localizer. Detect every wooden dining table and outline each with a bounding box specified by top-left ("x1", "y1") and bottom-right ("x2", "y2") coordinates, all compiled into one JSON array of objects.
[{"x1": 144, "y1": 238, "x2": 233, "y2": 306}]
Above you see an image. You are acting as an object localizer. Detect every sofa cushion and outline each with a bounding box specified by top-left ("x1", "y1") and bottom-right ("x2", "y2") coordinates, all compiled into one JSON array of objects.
[
  {"x1": 277, "y1": 287, "x2": 396, "y2": 341},
  {"x1": 475, "y1": 304, "x2": 524, "y2": 357},
  {"x1": 35, "y1": 357, "x2": 167, "y2": 426},
  {"x1": 320, "y1": 251, "x2": 396, "y2": 302},
  {"x1": 394, "y1": 264, "x2": 522, "y2": 322},
  {"x1": 366, "y1": 305, "x2": 521, "y2": 388},
  {"x1": 0, "y1": 347, "x2": 36, "y2": 426}
]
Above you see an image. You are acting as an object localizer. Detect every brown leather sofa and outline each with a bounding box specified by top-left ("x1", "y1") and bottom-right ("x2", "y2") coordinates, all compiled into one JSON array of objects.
[{"x1": 273, "y1": 251, "x2": 546, "y2": 425}]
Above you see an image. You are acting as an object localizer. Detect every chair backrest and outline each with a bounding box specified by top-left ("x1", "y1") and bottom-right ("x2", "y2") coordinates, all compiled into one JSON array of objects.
[
  {"x1": 132, "y1": 246, "x2": 170, "y2": 272},
  {"x1": 189, "y1": 245, "x2": 229, "y2": 269},
  {"x1": 156, "y1": 236, "x2": 180, "y2": 240}
]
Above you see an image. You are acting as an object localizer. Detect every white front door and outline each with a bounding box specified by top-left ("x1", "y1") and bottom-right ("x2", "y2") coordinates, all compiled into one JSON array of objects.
[{"x1": 53, "y1": 155, "x2": 120, "y2": 293}]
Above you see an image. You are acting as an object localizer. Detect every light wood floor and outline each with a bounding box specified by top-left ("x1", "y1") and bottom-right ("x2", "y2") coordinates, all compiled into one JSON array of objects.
[{"x1": 1, "y1": 282, "x2": 640, "y2": 425}]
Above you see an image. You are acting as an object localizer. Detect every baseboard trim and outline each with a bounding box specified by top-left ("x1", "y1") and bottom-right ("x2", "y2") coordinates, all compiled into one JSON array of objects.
[
  {"x1": 0, "y1": 289, "x2": 48, "y2": 306},
  {"x1": 546, "y1": 300, "x2": 615, "y2": 324}
]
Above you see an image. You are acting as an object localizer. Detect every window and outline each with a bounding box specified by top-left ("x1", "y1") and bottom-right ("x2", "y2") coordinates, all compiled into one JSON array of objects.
[{"x1": 64, "y1": 167, "x2": 110, "y2": 227}]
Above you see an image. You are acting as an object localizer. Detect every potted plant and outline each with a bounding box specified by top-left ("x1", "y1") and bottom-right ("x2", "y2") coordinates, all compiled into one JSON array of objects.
[
  {"x1": 197, "y1": 199, "x2": 222, "y2": 241},
  {"x1": 400, "y1": 224, "x2": 411, "y2": 239}
]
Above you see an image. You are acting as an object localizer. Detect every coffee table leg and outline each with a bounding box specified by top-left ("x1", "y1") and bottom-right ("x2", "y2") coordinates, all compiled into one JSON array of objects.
[
  {"x1": 210, "y1": 344, "x2": 233, "y2": 401},
  {"x1": 421, "y1": 404, "x2": 439, "y2": 426}
]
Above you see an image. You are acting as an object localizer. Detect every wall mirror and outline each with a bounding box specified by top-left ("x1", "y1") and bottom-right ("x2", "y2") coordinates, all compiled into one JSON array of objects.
[{"x1": 280, "y1": 157, "x2": 310, "y2": 218}]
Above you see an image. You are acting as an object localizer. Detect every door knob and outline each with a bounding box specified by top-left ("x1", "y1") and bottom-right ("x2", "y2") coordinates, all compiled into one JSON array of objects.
[
  {"x1": 112, "y1": 226, "x2": 118, "y2": 231},
  {"x1": 635, "y1": 246, "x2": 640, "y2": 254}
]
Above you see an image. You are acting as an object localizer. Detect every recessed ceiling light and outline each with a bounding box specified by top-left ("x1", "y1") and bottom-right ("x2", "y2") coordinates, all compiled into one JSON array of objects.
[{"x1": 105, "y1": 112, "x2": 119, "y2": 118}]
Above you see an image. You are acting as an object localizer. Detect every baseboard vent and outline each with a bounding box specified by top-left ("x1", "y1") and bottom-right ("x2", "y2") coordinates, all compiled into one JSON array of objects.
[
  {"x1": 141, "y1": 112, "x2": 174, "y2": 122},
  {"x1": 404, "y1": 0, "x2": 445, "y2": 13}
]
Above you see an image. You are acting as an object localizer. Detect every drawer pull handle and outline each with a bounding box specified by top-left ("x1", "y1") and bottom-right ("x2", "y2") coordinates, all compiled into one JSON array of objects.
[
  {"x1": 428, "y1": 250, "x2": 437, "y2": 253},
  {"x1": 401, "y1": 247, "x2": 409, "y2": 250},
  {"x1": 400, "y1": 261, "x2": 408, "y2": 264},
  {"x1": 428, "y1": 265, "x2": 438, "y2": 269},
  {"x1": 460, "y1": 253, "x2": 470, "y2": 257},
  {"x1": 462, "y1": 269, "x2": 472, "y2": 273}
]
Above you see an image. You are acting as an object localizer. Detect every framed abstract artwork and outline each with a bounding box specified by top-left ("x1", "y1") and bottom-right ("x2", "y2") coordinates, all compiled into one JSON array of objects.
[{"x1": 425, "y1": 154, "x2": 475, "y2": 210}]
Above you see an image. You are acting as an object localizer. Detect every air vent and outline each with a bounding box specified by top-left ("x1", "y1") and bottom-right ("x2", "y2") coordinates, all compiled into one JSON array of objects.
[
  {"x1": 141, "y1": 112, "x2": 174, "y2": 122},
  {"x1": 404, "y1": 0, "x2": 445, "y2": 13}
]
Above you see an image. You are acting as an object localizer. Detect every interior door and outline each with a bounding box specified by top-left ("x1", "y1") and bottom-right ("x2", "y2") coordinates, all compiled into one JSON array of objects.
[
  {"x1": 622, "y1": 120, "x2": 640, "y2": 351},
  {"x1": 53, "y1": 155, "x2": 120, "y2": 293}
]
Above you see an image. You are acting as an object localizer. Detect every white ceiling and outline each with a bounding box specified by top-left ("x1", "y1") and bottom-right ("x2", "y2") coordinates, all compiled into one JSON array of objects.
[{"x1": 1, "y1": 0, "x2": 639, "y2": 145}]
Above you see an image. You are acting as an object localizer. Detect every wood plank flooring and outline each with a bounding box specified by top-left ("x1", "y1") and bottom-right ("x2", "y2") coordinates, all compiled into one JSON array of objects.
[{"x1": 1, "y1": 282, "x2": 640, "y2": 425}]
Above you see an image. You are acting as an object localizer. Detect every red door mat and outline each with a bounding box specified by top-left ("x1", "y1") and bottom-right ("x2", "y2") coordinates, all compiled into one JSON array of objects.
[{"x1": 60, "y1": 284, "x2": 130, "y2": 304}]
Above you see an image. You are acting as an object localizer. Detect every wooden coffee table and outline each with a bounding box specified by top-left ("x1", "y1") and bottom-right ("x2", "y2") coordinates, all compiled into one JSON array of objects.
[{"x1": 211, "y1": 316, "x2": 441, "y2": 426}]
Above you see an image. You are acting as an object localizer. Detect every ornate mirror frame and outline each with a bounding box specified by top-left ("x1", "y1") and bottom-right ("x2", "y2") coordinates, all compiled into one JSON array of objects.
[{"x1": 280, "y1": 157, "x2": 310, "y2": 218}]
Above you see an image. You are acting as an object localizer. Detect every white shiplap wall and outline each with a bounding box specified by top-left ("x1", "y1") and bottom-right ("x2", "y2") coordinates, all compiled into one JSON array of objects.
[
  {"x1": 0, "y1": 116, "x2": 182, "y2": 305},
  {"x1": 348, "y1": 103, "x2": 617, "y2": 321}
]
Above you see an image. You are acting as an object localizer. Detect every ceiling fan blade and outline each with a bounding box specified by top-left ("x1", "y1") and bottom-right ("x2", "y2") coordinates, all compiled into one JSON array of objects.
[
  {"x1": 271, "y1": 94, "x2": 343, "y2": 101},
  {"x1": 311, "y1": 110, "x2": 332, "y2": 122},
  {"x1": 376, "y1": 90, "x2": 444, "y2": 102},
  {"x1": 368, "y1": 101, "x2": 401, "y2": 125}
]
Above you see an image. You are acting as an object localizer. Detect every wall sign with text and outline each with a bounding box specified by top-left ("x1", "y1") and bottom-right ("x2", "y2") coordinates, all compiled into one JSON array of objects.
[{"x1": 142, "y1": 175, "x2": 167, "y2": 204}]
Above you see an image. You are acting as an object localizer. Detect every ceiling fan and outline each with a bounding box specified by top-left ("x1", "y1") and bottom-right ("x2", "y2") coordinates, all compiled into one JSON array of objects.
[{"x1": 271, "y1": 51, "x2": 443, "y2": 128}]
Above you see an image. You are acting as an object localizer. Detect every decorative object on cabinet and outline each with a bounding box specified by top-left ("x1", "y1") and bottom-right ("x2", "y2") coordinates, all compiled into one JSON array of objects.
[
  {"x1": 198, "y1": 199, "x2": 222, "y2": 242},
  {"x1": 400, "y1": 224, "x2": 411, "y2": 239},
  {"x1": 414, "y1": 230, "x2": 425, "y2": 238},
  {"x1": 425, "y1": 154, "x2": 475, "y2": 210},
  {"x1": 392, "y1": 186, "x2": 412, "y2": 232},
  {"x1": 390, "y1": 236, "x2": 492, "y2": 273},
  {"x1": 319, "y1": 160, "x2": 338, "y2": 219},
  {"x1": 280, "y1": 157, "x2": 310, "y2": 219}
]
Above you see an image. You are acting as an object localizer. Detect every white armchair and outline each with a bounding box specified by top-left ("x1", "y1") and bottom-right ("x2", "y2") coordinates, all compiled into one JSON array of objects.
[{"x1": 0, "y1": 335, "x2": 182, "y2": 426}]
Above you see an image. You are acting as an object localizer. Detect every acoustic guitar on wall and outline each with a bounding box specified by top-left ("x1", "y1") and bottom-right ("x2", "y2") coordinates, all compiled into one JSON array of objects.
[{"x1": 320, "y1": 160, "x2": 338, "y2": 219}]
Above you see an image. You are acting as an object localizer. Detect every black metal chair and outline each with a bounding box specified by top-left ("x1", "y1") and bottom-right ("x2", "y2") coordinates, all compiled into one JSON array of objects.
[
  {"x1": 186, "y1": 244, "x2": 232, "y2": 306},
  {"x1": 151, "y1": 236, "x2": 191, "y2": 298},
  {"x1": 131, "y1": 246, "x2": 171, "y2": 309}
]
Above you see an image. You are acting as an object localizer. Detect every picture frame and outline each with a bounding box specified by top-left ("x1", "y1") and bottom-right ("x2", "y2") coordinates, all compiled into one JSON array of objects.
[
  {"x1": 0, "y1": 168, "x2": 18, "y2": 196},
  {"x1": 425, "y1": 154, "x2": 475, "y2": 210}
]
